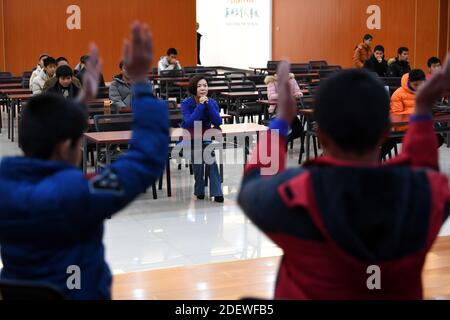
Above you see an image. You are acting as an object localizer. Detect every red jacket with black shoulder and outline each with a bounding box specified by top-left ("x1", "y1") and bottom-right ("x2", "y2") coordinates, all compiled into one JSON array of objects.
[{"x1": 238, "y1": 116, "x2": 450, "y2": 300}]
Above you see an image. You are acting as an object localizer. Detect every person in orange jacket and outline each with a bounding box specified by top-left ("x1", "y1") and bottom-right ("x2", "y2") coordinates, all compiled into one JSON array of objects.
[
  {"x1": 391, "y1": 70, "x2": 426, "y2": 117},
  {"x1": 353, "y1": 34, "x2": 373, "y2": 68},
  {"x1": 383, "y1": 69, "x2": 443, "y2": 158}
]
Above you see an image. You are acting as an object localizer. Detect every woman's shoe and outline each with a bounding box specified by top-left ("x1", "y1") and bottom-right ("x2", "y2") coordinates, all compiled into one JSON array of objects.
[
  {"x1": 214, "y1": 196, "x2": 224, "y2": 203},
  {"x1": 196, "y1": 195, "x2": 205, "y2": 200}
]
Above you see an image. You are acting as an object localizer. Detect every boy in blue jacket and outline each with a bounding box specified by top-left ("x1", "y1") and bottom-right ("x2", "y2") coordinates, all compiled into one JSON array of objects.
[{"x1": 0, "y1": 23, "x2": 169, "y2": 300}]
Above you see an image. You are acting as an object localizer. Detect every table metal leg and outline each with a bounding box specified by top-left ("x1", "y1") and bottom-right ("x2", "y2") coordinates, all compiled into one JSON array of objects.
[
  {"x1": 305, "y1": 133, "x2": 311, "y2": 161},
  {"x1": 11, "y1": 99, "x2": 16, "y2": 142},
  {"x1": 105, "y1": 143, "x2": 111, "y2": 166},
  {"x1": 165, "y1": 80, "x2": 169, "y2": 100},
  {"x1": 0, "y1": 98, "x2": 3, "y2": 132},
  {"x1": 304, "y1": 115, "x2": 313, "y2": 161},
  {"x1": 7, "y1": 99, "x2": 11, "y2": 139},
  {"x1": 95, "y1": 143, "x2": 100, "y2": 173},
  {"x1": 166, "y1": 156, "x2": 172, "y2": 197},
  {"x1": 82, "y1": 137, "x2": 88, "y2": 174},
  {"x1": 244, "y1": 135, "x2": 250, "y2": 165}
]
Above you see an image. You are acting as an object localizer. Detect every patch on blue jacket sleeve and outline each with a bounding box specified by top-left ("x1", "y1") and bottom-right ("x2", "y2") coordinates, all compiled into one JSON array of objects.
[{"x1": 89, "y1": 169, "x2": 124, "y2": 195}]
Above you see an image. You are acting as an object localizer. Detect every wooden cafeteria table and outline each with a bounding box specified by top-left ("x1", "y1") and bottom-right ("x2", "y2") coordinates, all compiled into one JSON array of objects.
[{"x1": 82, "y1": 123, "x2": 268, "y2": 174}]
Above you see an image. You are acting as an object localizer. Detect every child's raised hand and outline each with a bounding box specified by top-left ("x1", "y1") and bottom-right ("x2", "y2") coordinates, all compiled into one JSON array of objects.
[
  {"x1": 276, "y1": 61, "x2": 296, "y2": 123},
  {"x1": 123, "y1": 22, "x2": 153, "y2": 83},
  {"x1": 78, "y1": 43, "x2": 102, "y2": 104}
]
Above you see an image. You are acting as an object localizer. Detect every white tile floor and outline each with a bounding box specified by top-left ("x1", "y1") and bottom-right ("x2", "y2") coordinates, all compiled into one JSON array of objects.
[{"x1": 0, "y1": 113, "x2": 450, "y2": 275}]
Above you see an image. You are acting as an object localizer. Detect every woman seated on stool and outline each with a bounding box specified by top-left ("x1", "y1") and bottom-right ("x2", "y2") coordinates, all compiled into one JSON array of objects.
[{"x1": 180, "y1": 75, "x2": 224, "y2": 203}]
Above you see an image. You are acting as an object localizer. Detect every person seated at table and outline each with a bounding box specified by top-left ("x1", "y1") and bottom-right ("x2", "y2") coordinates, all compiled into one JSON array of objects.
[
  {"x1": 381, "y1": 69, "x2": 427, "y2": 157},
  {"x1": 46, "y1": 65, "x2": 81, "y2": 100},
  {"x1": 43, "y1": 58, "x2": 82, "y2": 93},
  {"x1": 75, "y1": 55, "x2": 106, "y2": 87},
  {"x1": 31, "y1": 56, "x2": 57, "y2": 95},
  {"x1": 180, "y1": 75, "x2": 224, "y2": 203},
  {"x1": 363, "y1": 45, "x2": 388, "y2": 77},
  {"x1": 158, "y1": 48, "x2": 182, "y2": 74},
  {"x1": 109, "y1": 60, "x2": 131, "y2": 113},
  {"x1": 426, "y1": 57, "x2": 448, "y2": 105},
  {"x1": 0, "y1": 22, "x2": 169, "y2": 300},
  {"x1": 427, "y1": 57, "x2": 442, "y2": 80},
  {"x1": 238, "y1": 60, "x2": 450, "y2": 300},
  {"x1": 387, "y1": 47, "x2": 411, "y2": 78},
  {"x1": 385, "y1": 69, "x2": 443, "y2": 158},
  {"x1": 390, "y1": 69, "x2": 425, "y2": 116},
  {"x1": 29, "y1": 53, "x2": 49, "y2": 88},
  {"x1": 265, "y1": 73, "x2": 302, "y2": 114},
  {"x1": 265, "y1": 72, "x2": 303, "y2": 143},
  {"x1": 73, "y1": 55, "x2": 86, "y2": 74}
]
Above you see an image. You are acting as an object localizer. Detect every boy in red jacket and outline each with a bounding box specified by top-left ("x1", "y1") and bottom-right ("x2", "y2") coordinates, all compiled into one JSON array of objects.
[{"x1": 238, "y1": 58, "x2": 450, "y2": 299}]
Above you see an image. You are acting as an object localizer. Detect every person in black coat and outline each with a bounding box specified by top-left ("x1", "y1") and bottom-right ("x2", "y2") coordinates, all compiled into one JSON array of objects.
[
  {"x1": 47, "y1": 65, "x2": 81, "y2": 100},
  {"x1": 364, "y1": 45, "x2": 388, "y2": 77},
  {"x1": 387, "y1": 47, "x2": 411, "y2": 77}
]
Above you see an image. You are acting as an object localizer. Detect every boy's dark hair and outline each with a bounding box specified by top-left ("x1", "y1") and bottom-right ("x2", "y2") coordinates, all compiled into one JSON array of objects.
[
  {"x1": 427, "y1": 57, "x2": 441, "y2": 68},
  {"x1": 119, "y1": 60, "x2": 125, "y2": 70},
  {"x1": 39, "y1": 53, "x2": 49, "y2": 61},
  {"x1": 397, "y1": 47, "x2": 409, "y2": 55},
  {"x1": 56, "y1": 57, "x2": 69, "y2": 64},
  {"x1": 167, "y1": 48, "x2": 178, "y2": 56},
  {"x1": 43, "y1": 57, "x2": 57, "y2": 67},
  {"x1": 314, "y1": 69, "x2": 390, "y2": 155},
  {"x1": 408, "y1": 69, "x2": 426, "y2": 82},
  {"x1": 188, "y1": 75, "x2": 207, "y2": 96},
  {"x1": 374, "y1": 45, "x2": 385, "y2": 53},
  {"x1": 80, "y1": 55, "x2": 90, "y2": 64},
  {"x1": 19, "y1": 94, "x2": 88, "y2": 160},
  {"x1": 56, "y1": 65, "x2": 73, "y2": 78},
  {"x1": 363, "y1": 34, "x2": 373, "y2": 41}
]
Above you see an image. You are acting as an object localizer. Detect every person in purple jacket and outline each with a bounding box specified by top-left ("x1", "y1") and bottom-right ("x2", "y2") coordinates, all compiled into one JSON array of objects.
[{"x1": 180, "y1": 75, "x2": 224, "y2": 202}]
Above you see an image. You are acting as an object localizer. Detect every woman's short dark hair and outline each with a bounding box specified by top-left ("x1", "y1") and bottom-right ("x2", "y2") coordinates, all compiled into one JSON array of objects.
[
  {"x1": 56, "y1": 65, "x2": 73, "y2": 78},
  {"x1": 188, "y1": 75, "x2": 208, "y2": 96}
]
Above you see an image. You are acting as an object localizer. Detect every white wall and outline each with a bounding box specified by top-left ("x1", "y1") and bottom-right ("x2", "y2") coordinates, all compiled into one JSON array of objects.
[{"x1": 197, "y1": 0, "x2": 272, "y2": 70}]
